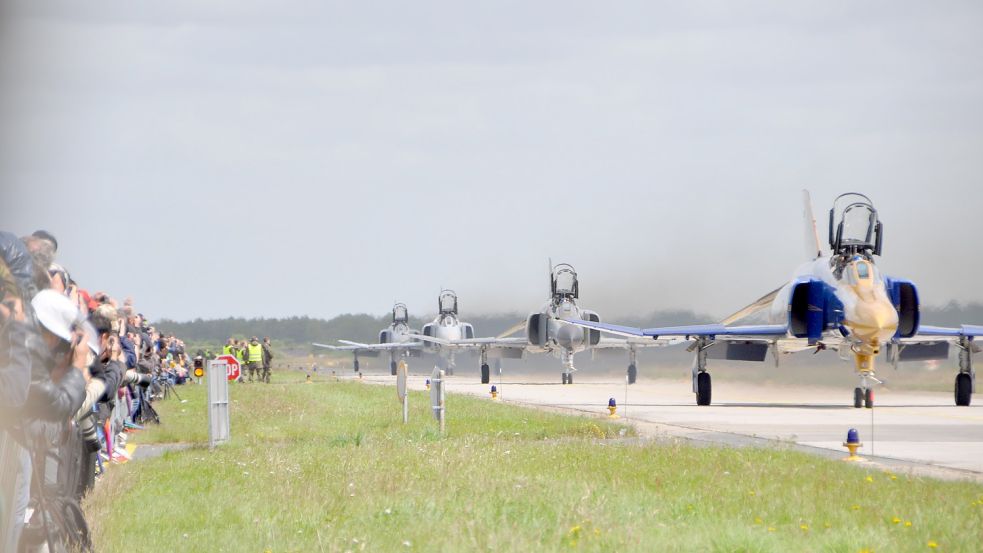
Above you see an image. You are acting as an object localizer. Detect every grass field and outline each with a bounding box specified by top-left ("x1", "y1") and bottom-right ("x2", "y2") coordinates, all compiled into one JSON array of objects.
[{"x1": 84, "y1": 370, "x2": 983, "y2": 552}]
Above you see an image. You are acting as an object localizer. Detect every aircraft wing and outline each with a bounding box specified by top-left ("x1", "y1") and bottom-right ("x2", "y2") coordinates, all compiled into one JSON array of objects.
[
  {"x1": 912, "y1": 325, "x2": 983, "y2": 338},
  {"x1": 312, "y1": 340, "x2": 423, "y2": 352},
  {"x1": 566, "y1": 318, "x2": 789, "y2": 340},
  {"x1": 413, "y1": 334, "x2": 527, "y2": 349},
  {"x1": 592, "y1": 336, "x2": 679, "y2": 349}
]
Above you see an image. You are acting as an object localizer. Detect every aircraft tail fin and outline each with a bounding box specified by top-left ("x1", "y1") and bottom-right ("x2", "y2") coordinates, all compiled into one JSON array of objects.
[{"x1": 802, "y1": 190, "x2": 824, "y2": 260}]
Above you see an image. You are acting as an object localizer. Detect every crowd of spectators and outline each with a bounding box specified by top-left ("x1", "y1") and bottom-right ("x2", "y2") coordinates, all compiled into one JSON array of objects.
[{"x1": 0, "y1": 229, "x2": 191, "y2": 552}]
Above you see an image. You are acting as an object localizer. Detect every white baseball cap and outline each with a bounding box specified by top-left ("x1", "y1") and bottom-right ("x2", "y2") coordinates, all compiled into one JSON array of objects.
[{"x1": 31, "y1": 289, "x2": 101, "y2": 355}]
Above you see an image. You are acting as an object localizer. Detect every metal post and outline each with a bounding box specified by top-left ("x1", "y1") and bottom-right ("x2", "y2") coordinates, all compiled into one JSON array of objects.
[
  {"x1": 403, "y1": 394, "x2": 408, "y2": 424},
  {"x1": 207, "y1": 360, "x2": 230, "y2": 448}
]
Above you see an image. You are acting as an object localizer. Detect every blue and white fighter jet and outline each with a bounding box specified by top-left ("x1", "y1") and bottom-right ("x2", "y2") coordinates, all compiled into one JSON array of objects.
[{"x1": 566, "y1": 192, "x2": 983, "y2": 408}]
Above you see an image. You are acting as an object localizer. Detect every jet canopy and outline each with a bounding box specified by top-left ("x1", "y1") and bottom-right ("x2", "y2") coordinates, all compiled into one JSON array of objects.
[
  {"x1": 828, "y1": 193, "x2": 883, "y2": 257},
  {"x1": 438, "y1": 290, "x2": 458, "y2": 315},
  {"x1": 551, "y1": 263, "x2": 579, "y2": 299},
  {"x1": 392, "y1": 303, "x2": 409, "y2": 324}
]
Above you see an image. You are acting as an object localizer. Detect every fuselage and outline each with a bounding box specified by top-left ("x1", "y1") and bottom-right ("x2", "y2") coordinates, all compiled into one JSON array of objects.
[
  {"x1": 768, "y1": 255, "x2": 899, "y2": 353},
  {"x1": 536, "y1": 297, "x2": 587, "y2": 356}
]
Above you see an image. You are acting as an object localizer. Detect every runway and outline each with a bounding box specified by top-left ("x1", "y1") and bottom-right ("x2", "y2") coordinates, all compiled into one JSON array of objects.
[{"x1": 363, "y1": 372, "x2": 983, "y2": 479}]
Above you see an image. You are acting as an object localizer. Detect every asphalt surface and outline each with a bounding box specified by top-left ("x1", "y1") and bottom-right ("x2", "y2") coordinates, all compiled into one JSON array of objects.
[{"x1": 360, "y1": 372, "x2": 983, "y2": 481}]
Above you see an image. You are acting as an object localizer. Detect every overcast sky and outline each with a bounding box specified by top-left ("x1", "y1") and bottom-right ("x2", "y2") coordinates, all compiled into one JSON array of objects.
[{"x1": 2, "y1": 1, "x2": 982, "y2": 322}]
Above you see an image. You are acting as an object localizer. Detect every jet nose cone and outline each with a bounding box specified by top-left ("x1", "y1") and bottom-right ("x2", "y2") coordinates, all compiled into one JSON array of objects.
[
  {"x1": 555, "y1": 323, "x2": 583, "y2": 349},
  {"x1": 850, "y1": 297, "x2": 899, "y2": 342}
]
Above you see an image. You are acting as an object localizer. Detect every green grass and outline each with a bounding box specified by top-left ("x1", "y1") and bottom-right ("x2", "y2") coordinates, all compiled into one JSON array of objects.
[{"x1": 85, "y1": 371, "x2": 983, "y2": 552}]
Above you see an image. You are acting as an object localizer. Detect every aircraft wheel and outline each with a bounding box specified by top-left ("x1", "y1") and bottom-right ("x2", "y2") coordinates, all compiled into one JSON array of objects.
[
  {"x1": 480, "y1": 364, "x2": 490, "y2": 384},
  {"x1": 561, "y1": 373, "x2": 568, "y2": 385},
  {"x1": 390, "y1": 361, "x2": 397, "y2": 376},
  {"x1": 567, "y1": 373, "x2": 573, "y2": 385},
  {"x1": 955, "y1": 373, "x2": 972, "y2": 406},
  {"x1": 353, "y1": 359, "x2": 360, "y2": 373},
  {"x1": 864, "y1": 388, "x2": 874, "y2": 409},
  {"x1": 696, "y1": 372, "x2": 711, "y2": 406},
  {"x1": 627, "y1": 364, "x2": 637, "y2": 385},
  {"x1": 853, "y1": 387, "x2": 863, "y2": 408}
]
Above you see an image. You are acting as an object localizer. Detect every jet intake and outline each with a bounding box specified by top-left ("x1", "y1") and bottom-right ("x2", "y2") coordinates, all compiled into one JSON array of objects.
[
  {"x1": 885, "y1": 278, "x2": 919, "y2": 338},
  {"x1": 788, "y1": 279, "x2": 827, "y2": 344},
  {"x1": 581, "y1": 310, "x2": 601, "y2": 346},
  {"x1": 526, "y1": 313, "x2": 547, "y2": 347}
]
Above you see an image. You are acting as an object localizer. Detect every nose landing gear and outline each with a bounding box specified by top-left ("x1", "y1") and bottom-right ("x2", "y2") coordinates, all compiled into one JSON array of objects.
[
  {"x1": 561, "y1": 350, "x2": 575, "y2": 385},
  {"x1": 853, "y1": 350, "x2": 879, "y2": 409}
]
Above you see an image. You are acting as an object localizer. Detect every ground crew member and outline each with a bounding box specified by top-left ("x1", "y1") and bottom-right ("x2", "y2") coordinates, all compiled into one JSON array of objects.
[
  {"x1": 261, "y1": 337, "x2": 274, "y2": 384},
  {"x1": 222, "y1": 338, "x2": 234, "y2": 356},
  {"x1": 245, "y1": 336, "x2": 264, "y2": 383}
]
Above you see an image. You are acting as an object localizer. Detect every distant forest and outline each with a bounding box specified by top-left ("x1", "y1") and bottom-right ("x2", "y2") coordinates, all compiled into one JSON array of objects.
[{"x1": 155, "y1": 302, "x2": 983, "y2": 350}]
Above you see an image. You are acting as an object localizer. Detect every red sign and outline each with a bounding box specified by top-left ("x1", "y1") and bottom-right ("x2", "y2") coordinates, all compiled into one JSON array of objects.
[{"x1": 217, "y1": 354, "x2": 241, "y2": 381}]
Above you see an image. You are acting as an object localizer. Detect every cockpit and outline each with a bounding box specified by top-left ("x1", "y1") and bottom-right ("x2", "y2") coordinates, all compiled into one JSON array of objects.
[
  {"x1": 551, "y1": 263, "x2": 579, "y2": 299},
  {"x1": 843, "y1": 257, "x2": 877, "y2": 285},
  {"x1": 392, "y1": 303, "x2": 409, "y2": 324},
  {"x1": 828, "y1": 193, "x2": 883, "y2": 258},
  {"x1": 438, "y1": 290, "x2": 458, "y2": 315}
]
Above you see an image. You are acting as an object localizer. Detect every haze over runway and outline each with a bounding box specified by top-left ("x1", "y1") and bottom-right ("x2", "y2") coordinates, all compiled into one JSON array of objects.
[{"x1": 3, "y1": 1, "x2": 983, "y2": 322}]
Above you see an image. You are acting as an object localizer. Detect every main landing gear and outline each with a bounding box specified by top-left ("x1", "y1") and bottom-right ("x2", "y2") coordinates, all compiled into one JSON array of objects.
[
  {"x1": 561, "y1": 372, "x2": 574, "y2": 385},
  {"x1": 480, "y1": 349, "x2": 490, "y2": 384},
  {"x1": 691, "y1": 340, "x2": 712, "y2": 406},
  {"x1": 627, "y1": 347, "x2": 638, "y2": 385},
  {"x1": 390, "y1": 360, "x2": 398, "y2": 376},
  {"x1": 955, "y1": 338, "x2": 975, "y2": 406}
]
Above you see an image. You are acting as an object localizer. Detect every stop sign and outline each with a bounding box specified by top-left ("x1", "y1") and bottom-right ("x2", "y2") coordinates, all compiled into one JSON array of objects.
[{"x1": 217, "y1": 354, "x2": 241, "y2": 381}]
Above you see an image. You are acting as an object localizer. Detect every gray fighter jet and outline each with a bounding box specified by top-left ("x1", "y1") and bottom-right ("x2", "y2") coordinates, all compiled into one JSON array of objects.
[
  {"x1": 315, "y1": 291, "x2": 481, "y2": 376},
  {"x1": 414, "y1": 263, "x2": 674, "y2": 384}
]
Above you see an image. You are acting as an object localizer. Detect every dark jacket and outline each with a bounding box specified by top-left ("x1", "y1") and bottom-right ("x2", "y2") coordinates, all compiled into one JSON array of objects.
[
  {"x1": 0, "y1": 230, "x2": 35, "y2": 298},
  {"x1": 0, "y1": 321, "x2": 33, "y2": 424}
]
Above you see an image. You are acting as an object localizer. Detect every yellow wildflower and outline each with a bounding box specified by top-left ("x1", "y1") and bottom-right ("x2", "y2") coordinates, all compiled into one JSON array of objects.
[
  {"x1": 891, "y1": 517, "x2": 901, "y2": 524},
  {"x1": 928, "y1": 541, "x2": 938, "y2": 548},
  {"x1": 754, "y1": 517, "x2": 763, "y2": 525},
  {"x1": 767, "y1": 527, "x2": 776, "y2": 533},
  {"x1": 905, "y1": 521, "x2": 912, "y2": 527},
  {"x1": 800, "y1": 524, "x2": 809, "y2": 532},
  {"x1": 865, "y1": 475, "x2": 874, "y2": 483},
  {"x1": 852, "y1": 505, "x2": 861, "y2": 511}
]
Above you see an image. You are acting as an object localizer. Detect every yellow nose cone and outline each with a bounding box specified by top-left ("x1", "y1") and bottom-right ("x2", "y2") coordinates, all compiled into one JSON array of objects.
[{"x1": 848, "y1": 297, "x2": 899, "y2": 343}]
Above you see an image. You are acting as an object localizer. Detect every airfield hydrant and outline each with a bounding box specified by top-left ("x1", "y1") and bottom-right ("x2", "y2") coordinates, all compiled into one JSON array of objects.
[
  {"x1": 425, "y1": 379, "x2": 431, "y2": 390},
  {"x1": 843, "y1": 428, "x2": 863, "y2": 461},
  {"x1": 490, "y1": 385, "x2": 499, "y2": 401},
  {"x1": 608, "y1": 398, "x2": 619, "y2": 419}
]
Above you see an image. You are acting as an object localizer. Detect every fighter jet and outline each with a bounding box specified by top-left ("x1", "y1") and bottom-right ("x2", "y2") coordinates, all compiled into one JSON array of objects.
[
  {"x1": 313, "y1": 302, "x2": 422, "y2": 375},
  {"x1": 314, "y1": 291, "x2": 481, "y2": 376},
  {"x1": 414, "y1": 262, "x2": 673, "y2": 384},
  {"x1": 567, "y1": 192, "x2": 983, "y2": 407}
]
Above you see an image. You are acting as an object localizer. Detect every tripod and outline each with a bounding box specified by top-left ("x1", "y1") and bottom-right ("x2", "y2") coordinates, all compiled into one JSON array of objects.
[{"x1": 158, "y1": 375, "x2": 183, "y2": 402}]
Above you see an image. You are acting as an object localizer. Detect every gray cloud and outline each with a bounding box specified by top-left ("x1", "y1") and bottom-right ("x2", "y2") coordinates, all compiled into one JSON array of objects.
[{"x1": 2, "y1": 1, "x2": 982, "y2": 321}]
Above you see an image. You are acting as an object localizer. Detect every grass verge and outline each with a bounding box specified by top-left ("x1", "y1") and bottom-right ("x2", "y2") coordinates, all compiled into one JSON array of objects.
[{"x1": 85, "y1": 371, "x2": 983, "y2": 552}]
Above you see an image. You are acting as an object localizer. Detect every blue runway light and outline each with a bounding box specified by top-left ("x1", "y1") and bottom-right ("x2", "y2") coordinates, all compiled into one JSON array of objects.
[
  {"x1": 607, "y1": 397, "x2": 619, "y2": 418},
  {"x1": 846, "y1": 428, "x2": 860, "y2": 445},
  {"x1": 842, "y1": 428, "x2": 863, "y2": 461},
  {"x1": 491, "y1": 385, "x2": 497, "y2": 393}
]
